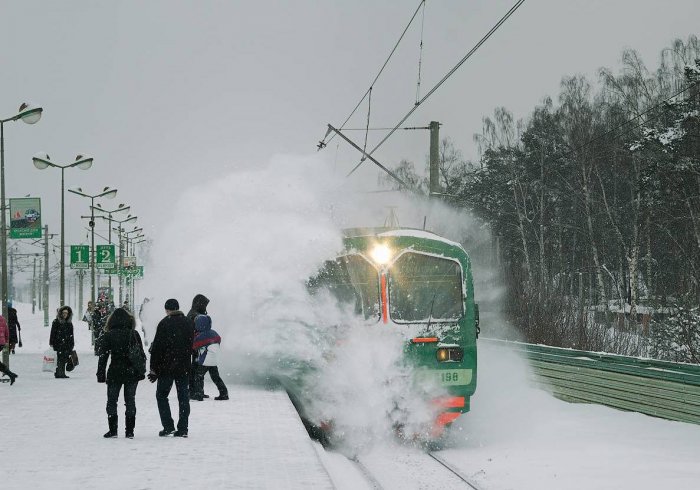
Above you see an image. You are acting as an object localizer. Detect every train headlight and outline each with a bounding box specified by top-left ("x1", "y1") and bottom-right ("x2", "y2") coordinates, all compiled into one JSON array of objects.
[
  {"x1": 436, "y1": 347, "x2": 463, "y2": 362},
  {"x1": 370, "y1": 244, "x2": 392, "y2": 265}
]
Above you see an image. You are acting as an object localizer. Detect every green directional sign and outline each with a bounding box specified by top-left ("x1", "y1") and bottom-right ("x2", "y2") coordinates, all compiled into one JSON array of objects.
[
  {"x1": 120, "y1": 266, "x2": 144, "y2": 278},
  {"x1": 70, "y1": 245, "x2": 89, "y2": 269},
  {"x1": 96, "y1": 245, "x2": 116, "y2": 269}
]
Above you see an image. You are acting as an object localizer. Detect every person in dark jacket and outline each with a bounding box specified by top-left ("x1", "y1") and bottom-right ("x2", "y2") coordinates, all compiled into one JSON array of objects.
[
  {"x1": 96, "y1": 308, "x2": 146, "y2": 439},
  {"x1": 7, "y1": 301, "x2": 20, "y2": 354},
  {"x1": 186, "y1": 294, "x2": 209, "y2": 395},
  {"x1": 148, "y1": 298, "x2": 195, "y2": 437},
  {"x1": 92, "y1": 295, "x2": 109, "y2": 355},
  {"x1": 49, "y1": 306, "x2": 75, "y2": 379}
]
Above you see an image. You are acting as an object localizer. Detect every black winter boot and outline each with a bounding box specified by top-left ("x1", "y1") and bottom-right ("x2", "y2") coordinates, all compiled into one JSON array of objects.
[
  {"x1": 8, "y1": 371, "x2": 17, "y2": 385},
  {"x1": 125, "y1": 415, "x2": 135, "y2": 439},
  {"x1": 104, "y1": 415, "x2": 118, "y2": 438}
]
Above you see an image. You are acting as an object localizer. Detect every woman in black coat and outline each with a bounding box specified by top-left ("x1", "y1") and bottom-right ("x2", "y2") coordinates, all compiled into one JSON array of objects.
[
  {"x1": 96, "y1": 307, "x2": 146, "y2": 439},
  {"x1": 7, "y1": 302, "x2": 20, "y2": 354},
  {"x1": 49, "y1": 306, "x2": 74, "y2": 379}
]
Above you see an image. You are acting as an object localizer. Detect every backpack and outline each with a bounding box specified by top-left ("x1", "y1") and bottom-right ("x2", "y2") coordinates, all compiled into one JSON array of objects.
[{"x1": 128, "y1": 331, "x2": 147, "y2": 376}]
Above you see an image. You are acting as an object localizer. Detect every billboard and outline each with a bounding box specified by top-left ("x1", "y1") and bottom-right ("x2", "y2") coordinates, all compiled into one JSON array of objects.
[{"x1": 10, "y1": 197, "x2": 42, "y2": 239}]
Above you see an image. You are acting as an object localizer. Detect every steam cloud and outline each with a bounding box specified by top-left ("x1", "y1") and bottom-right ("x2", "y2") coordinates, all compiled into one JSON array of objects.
[{"x1": 140, "y1": 153, "x2": 499, "y2": 453}]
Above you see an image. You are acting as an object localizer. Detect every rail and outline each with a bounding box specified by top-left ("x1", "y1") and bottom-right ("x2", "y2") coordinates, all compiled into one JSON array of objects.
[{"x1": 483, "y1": 338, "x2": 700, "y2": 425}]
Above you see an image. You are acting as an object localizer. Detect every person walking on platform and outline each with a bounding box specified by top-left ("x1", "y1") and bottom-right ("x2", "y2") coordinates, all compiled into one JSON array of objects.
[
  {"x1": 148, "y1": 298, "x2": 194, "y2": 438},
  {"x1": 92, "y1": 296, "x2": 108, "y2": 356},
  {"x1": 7, "y1": 302, "x2": 20, "y2": 354},
  {"x1": 186, "y1": 294, "x2": 209, "y2": 394},
  {"x1": 191, "y1": 314, "x2": 228, "y2": 401},
  {"x1": 83, "y1": 300, "x2": 95, "y2": 329},
  {"x1": 97, "y1": 307, "x2": 146, "y2": 439},
  {"x1": 0, "y1": 314, "x2": 18, "y2": 384},
  {"x1": 50, "y1": 306, "x2": 75, "y2": 379}
]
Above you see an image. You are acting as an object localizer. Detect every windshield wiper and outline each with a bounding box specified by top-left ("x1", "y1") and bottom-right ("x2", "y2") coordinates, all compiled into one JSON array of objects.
[{"x1": 425, "y1": 293, "x2": 437, "y2": 334}]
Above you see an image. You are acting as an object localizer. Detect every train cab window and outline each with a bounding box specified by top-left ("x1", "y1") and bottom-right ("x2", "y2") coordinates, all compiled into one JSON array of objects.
[
  {"x1": 307, "y1": 259, "x2": 357, "y2": 306},
  {"x1": 342, "y1": 254, "x2": 381, "y2": 320},
  {"x1": 388, "y1": 253, "x2": 463, "y2": 322},
  {"x1": 309, "y1": 255, "x2": 380, "y2": 320}
]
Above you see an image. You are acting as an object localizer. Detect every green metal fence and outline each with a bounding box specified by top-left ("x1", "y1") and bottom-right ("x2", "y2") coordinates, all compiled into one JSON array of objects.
[{"x1": 483, "y1": 338, "x2": 700, "y2": 425}]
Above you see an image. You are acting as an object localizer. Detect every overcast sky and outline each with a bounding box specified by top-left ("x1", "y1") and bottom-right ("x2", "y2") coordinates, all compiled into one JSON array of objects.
[{"x1": 1, "y1": 0, "x2": 698, "y2": 280}]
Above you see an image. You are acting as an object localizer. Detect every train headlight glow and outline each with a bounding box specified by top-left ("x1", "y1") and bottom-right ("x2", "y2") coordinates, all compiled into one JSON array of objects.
[
  {"x1": 436, "y1": 347, "x2": 464, "y2": 362},
  {"x1": 370, "y1": 244, "x2": 392, "y2": 265}
]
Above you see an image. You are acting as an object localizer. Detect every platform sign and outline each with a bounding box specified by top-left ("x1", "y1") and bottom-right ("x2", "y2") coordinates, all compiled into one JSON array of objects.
[
  {"x1": 120, "y1": 265, "x2": 143, "y2": 278},
  {"x1": 70, "y1": 245, "x2": 89, "y2": 269},
  {"x1": 96, "y1": 245, "x2": 116, "y2": 269},
  {"x1": 9, "y1": 197, "x2": 42, "y2": 239},
  {"x1": 101, "y1": 267, "x2": 119, "y2": 275}
]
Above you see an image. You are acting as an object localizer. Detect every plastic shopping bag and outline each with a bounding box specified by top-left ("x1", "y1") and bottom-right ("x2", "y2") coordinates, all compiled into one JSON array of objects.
[{"x1": 42, "y1": 349, "x2": 56, "y2": 373}]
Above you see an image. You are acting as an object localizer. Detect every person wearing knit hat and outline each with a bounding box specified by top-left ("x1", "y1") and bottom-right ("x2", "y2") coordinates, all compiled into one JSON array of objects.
[
  {"x1": 186, "y1": 294, "x2": 209, "y2": 396},
  {"x1": 148, "y1": 298, "x2": 195, "y2": 437},
  {"x1": 191, "y1": 314, "x2": 228, "y2": 401},
  {"x1": 96, "y1": 307, "x2": 145, "y2": 438}
]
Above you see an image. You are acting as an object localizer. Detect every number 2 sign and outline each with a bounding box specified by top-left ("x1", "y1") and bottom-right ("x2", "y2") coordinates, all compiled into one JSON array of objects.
[{"x1": 96, "y1": 245, "x2": 116, "y2": 269}]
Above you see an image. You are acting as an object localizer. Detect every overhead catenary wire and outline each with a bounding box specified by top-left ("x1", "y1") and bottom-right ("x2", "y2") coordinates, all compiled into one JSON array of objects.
[
  {"x1": 361, "y1": 87, "x2": 373, "y2": 161},
  {"x1": 338, "y1": 126, "x2": 430, "y2": 131},
  {"x1": 415, "y1": 0, "x2": 427, "y2": 104},
  {"x1": 346, "y1": 0, "x2": 526, "y2": 177},
  {"x1": 318, "y1": 0, "x2": 426, "y2": 150}
]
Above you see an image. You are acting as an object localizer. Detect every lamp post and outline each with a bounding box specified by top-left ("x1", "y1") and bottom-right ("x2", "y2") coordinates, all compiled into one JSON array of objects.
[
  {"x1": 124, "y1": 232, "x2": 145, "y2": 307},
  {"x1": 112, "y1": 216, "x2": 137, "y2": 304},
  {"x1": 1, "y1": 103, "x2": 42, "y2": 367},
  {"x1": 92, "y1": 203, "x2": 130, "y2": 297},
  {"x1": 122, "y1": 229, "x2": 144, "y2": 306},
  {"x1": 32, "y1": 153, "x2": 94, "y2": 306},
  {"x1": 66, "y1": 187, "x2": 118, "y2": 304}
]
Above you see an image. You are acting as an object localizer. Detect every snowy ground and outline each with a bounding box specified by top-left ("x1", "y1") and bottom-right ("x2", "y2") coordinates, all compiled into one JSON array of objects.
[
  {"x1": 3, "y1": 302, "x2": 700, "y2": 489},
  {"x1": 1, "y1": 303, "x2": 334, "y2": 489}
]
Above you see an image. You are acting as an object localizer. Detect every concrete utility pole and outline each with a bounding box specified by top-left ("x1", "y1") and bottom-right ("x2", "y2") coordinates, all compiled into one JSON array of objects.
[
  {"x1": 8, "y1": 246, "x2": 13, "y2": 303},
  {"x1": 32, "y1": 257, "x2": 36, "y2": 314},
  {"x1": 77, "y1": 269, "x2": 84, "y2": 318},
  {"x1": 44, "y1": 224, "x2": 49, "y2": 327},
  {"x1": 38, "y1": 259, "x2": 42, "y2": 313},
  {"x1": 429, "y1": 120, "x2": 440, "y2": 196}
]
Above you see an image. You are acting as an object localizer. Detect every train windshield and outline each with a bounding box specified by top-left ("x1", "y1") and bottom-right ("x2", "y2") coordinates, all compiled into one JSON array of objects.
[
  {"x1": 309, "y1": 254, "x2": 380, "y2": 321},
  {"x1": 388, "y1": 252, "x2": 463, "y2": 322}
]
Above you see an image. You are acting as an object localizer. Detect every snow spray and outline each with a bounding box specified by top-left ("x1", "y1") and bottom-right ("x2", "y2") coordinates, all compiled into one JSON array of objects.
[{"x1": 141, "y1": 153, "x2": 505, "y2": 453}]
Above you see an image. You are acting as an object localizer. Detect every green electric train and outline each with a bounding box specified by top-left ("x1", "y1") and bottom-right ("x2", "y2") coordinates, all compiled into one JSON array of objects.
[{"x1": 297, "y1": 226, "x2": 479, "y2": 441}]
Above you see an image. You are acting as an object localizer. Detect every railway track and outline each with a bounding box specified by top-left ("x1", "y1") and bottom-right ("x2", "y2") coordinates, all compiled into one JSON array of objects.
[
  {"x1": 347, "y1": 448, "x2": 483, "y2": 489},
  {"x1": 428, "y1": 452, "x2": 482, "y2": 490}
]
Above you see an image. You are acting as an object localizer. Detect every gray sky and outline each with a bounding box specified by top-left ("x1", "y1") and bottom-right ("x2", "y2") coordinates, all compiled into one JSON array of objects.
[{"x1": 1, "y1": 0, "x2": 698, "y2": 276}]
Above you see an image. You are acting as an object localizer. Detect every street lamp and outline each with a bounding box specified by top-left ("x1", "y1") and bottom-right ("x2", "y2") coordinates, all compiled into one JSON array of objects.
[
  {"x1": 125, "y1": 233, "x2": 145, "y2": 255},
  {"x1": 112, "y1": 215, "x2": 137, "y2": 304},
  {"x1": 92, "y1": 203, "x2": 130, "y2": 296},
  {"x1": 124, "y1": 232, "x2": 145, "y2": 307},
  {"x1": 32, "y1": 152, "x2": 94, "y2": 306},
  {"x1": 67, "y1": 186, "x2": 118, "y2": 304},
  {"x1": 1, "y1": 103, "x2": 42, "y2": 368}
]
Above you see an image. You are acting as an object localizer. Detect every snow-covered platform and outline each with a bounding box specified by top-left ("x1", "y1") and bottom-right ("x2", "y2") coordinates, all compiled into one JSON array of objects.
[{"x1": 1, "y1": 352, "x2": 333, "y2": 489}]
